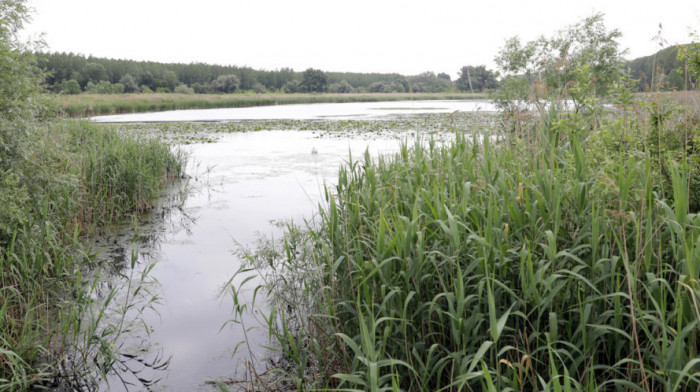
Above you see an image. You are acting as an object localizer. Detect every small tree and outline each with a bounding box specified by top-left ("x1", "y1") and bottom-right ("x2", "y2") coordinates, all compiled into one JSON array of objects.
[
  {"x1": 111, "y1": 83, "x2": 125, "y2": 94},
  {"x1": 59, "y1": 79, "x2": 81, "y2": 94},
  {"x1": 456, "y1": 65, "x2": 498, "y2": 92},
  {"x1": 437, "y1": 72, "x2": 451, "y2": 81},
  {"x1": 495, "y1": 13, "x2": 625, "y2": 97},
  {"x1": 252, "y1": 82, "x2": 267, "y2": 94},
  {"x1": 119, "y1": 73, "x2": 140, "y2": 93},
  {"x1": 212, "y1": 74, "x2": 240, "y2": 93},
  {"x1": 300, "y1": 68, "x2": 328, "y2": 92},
  {"x1": 677, "y1": 29, "x2": 700, "y2": 89},
  {"x1": 174, "y1": 84, "x2": 195, "y2": 94},
  {"x1": 81, "y1": 62, "x2": 108, "y2": 84},
  {"x1": 283, "y1": 79, "x2": 301, "y2": 93}
]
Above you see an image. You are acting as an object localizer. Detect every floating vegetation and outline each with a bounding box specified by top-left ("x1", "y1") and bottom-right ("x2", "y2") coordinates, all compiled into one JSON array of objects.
[{"x1": 106, "y1": 112, "x2": 499, "y2": 145}]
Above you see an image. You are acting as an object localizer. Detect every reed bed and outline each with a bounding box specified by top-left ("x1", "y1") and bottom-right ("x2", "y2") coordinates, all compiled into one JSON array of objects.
[
  {"x1": 238, "y1": 91, "x2": 700, "y2": 391},
  {"x1": 0, "y1": 120, "x2": 185, "y2": 391},
  {"x1": 52, "y1": 93, "x2": 484, "y2": 118}
]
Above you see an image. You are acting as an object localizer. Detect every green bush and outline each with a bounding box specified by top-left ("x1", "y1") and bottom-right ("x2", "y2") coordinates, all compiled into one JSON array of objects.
[
  {"x1": 174, "y1": 83, "x2": 195, "y2": 94},
  {"x1": 58, "y1": 79, "x2": 81, "y2": 94}
]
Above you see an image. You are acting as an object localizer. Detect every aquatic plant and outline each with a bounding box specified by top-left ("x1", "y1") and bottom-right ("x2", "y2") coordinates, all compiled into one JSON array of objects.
[{"x1": 231, "y1": 76, "x2": 700, "y2": 391}]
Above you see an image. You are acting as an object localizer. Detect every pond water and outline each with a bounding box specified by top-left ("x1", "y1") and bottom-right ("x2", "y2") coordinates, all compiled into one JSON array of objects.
[
  {"x1": 90, "y1": 99, "x2": 496, "y2": 122},
  {"x1": 77, "y1": 101, "x2": 489, "y2": 391},
  {"x1": 90, "y1": 129, "x2": 412, "y2": 392}
]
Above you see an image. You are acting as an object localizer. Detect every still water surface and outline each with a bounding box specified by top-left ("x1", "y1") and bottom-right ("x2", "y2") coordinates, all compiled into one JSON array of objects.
[
  {"x1": 91, "y1": 99, "x2": 496, "y2": 122},
  {"x1": 95, "y1": 130, "x2": 408, "y2": 391},
  {"x1": 87, "y1": 100, "x2": 476, "y2": 391}
]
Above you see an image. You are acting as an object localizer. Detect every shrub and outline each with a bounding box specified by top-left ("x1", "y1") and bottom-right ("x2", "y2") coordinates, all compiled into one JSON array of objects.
[
  {"x1": 252, "y1": 82, "x2": 267, "y2": 94},
  {"x1": 329, "y1": 80, "x2": 354, "y2": 93},
  {"x1": 119, "y1": 73, "x2": 140, "y2": 93},
  {"x1": 300, "y1": 68, "x2": 328, "y2": 92},
  {"x1": 174, "y1": 84, "x2": 195, "y2": 94},
  {"x1": 212, "y1": 74, "x2": 240, "y2": 93},
  {"x1": 155, "y1": 87, "x2": 171, "y2": 93},
  {"x1": 58, "y1": 79, "x2": 81, "y2": 94},
  {"x1": 111, "y1": 83, "x2": 125, "y2": 94}
]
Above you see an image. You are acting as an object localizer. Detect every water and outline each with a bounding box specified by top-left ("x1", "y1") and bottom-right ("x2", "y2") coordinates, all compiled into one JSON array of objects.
[
  {"x1": 90, "y1": 100, "x2": 496, "y2": 122},
  {"x1": 92, "y1": 129, "x2": 409, "y2": 391}
]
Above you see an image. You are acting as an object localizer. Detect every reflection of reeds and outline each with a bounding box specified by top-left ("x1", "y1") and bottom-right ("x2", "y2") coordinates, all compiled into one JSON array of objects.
[
  {"x1": 53, "y1": 93, "x2": 485, "y2": 117},
  {"x1": 234, "y1": 89, "x2": 700, "y2": 390}
]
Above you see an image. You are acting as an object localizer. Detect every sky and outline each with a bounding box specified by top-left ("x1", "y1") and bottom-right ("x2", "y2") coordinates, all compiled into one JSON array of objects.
[{"x1": 24, "y1": 0, "x2": 700, "y2": 79}]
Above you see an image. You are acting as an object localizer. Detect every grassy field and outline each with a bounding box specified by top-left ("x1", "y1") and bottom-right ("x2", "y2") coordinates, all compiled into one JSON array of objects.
[
  {"x1": 51, "y1": 92, "x2": 485, "y2": 117},
  {"x1": 232, "y1": 91, "x2": 700, "y2": 390}
]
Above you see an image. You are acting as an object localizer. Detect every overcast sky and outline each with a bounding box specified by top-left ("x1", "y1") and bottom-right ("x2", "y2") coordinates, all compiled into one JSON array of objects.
[{"x1": 24, "y1": 0, "x2": 700, "y2": 79}]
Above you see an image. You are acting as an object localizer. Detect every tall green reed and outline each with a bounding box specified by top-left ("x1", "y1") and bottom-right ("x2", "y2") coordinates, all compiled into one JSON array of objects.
[
  {"x1": 0, "y1": 120, "x2": 185, "y2": 391},
  {"x1": 236, "y1": 85, "x2": 700, "y2": 390}
]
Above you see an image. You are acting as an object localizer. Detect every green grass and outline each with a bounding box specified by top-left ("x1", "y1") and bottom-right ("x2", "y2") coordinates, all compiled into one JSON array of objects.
[
  {"x1": 51, "y1": 92, "x2": 485, "y2": 117},
  {"x1": 234, "y1": 91, "x2": 700, "y2": 390},
  {"x1": 0, "y1": 120, "x2": 185, "y2": 391}
]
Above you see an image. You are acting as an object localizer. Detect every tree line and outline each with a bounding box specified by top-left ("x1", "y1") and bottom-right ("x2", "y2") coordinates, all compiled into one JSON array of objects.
[{"x1": 35, "y1": 51, "x2": 499, "y2": 95}]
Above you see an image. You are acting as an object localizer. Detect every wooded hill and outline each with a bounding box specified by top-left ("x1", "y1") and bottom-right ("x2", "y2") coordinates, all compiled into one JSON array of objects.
[{"x1": 625, "y1": 44, "x2": 698, "y2": 91}]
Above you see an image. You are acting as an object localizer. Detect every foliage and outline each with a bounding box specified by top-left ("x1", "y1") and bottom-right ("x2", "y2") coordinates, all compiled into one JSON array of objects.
[
  {"x1": 0, "y1": 0, "x2": 42, "y2": 167},
  {"x1": 495, "y1": 13, "x2": 625, "y2": 97},
  {"x1": 36, "y1": 52, "x2": 410, "y2": 94},
  {"x1": 58, "y1": 79, "x2": 81, "y2": 95},
  {"x1": 300, "y1": 68, "x2": 328, "y2": 93},
  {"x1": 407, "y1": 71, "x2": 452, "y2": 92},
  {"x1": 283, "y1": 79, "x2": 301, "y2": 93},
  {"x1": 252, "y1": 82, "x2": 267, "y2": 94},
  {"x1": 240, "y1": 86, "x2": 700, "y2": 391},
  {"x1": 118, "y1": 73, "x2": 139, "y2": 93},
  {"x1": 85, "y1": 80, "x2": 123, "y2": 94},
  {"x1": 456, "y1": 65, "x2": 498, "y2": 92},
  {"x1": 80, "y1": 62, "x2": 108, "y2": 85},
  {"x1": 212, "y1": 74, "x2": 240, "y2": 93},
  {"x1": 140, "y1": 85, "x2": 153, "y2": 94},
  {"x1": 677, "y1": 29, "x2": 700, "y2": 89},
  {"x1": 155, "y1": 87, "x2": 171, "y2": 93},
  {"x1": 328, "y1": 80, "x2": 354, "y2": 94},
  {"x1": 173, "y1": 83, "x2": 195, "y2": 94},
  {"x1": 0, "y1": 2, "x2": 186, "y2": 389}
]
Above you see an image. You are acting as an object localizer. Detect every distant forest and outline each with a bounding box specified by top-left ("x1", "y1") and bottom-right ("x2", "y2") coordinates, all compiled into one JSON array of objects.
[
  {"x1": 625, "y1": 45, "x2": 698, "y2": 91},
  {"x1": 35, "y1": 47, "x2": 695, "y2": 96},
  {"x1": 35, "y1": 52, "x2": 486, "y2": 95}
]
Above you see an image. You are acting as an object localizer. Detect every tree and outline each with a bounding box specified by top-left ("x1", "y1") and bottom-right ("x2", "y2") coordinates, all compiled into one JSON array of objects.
[
  {"x1": 368, "y1": 81, "x2": 390, "y2": 93},
  {"x1": 212, "y1": 74, "x2": 240, "y2": 93},
  {"x1": 0, "y1": 0, "x2": 42, "y2": 164},
  {"x1": 119, "y1": 73, "x2": 139, "y2": 93},
  {"x1": 252, "y1": 82, "x2": 267, "y2": 93},
  {"x1": 174, "y1": 84, "x2": 195, "y2": 94},
  {"x1": 156, "y1": 70, "x2": 179, "y2": 90},
  {"x1": 283, "y1": 79, "x2": 301, "y2": 93},
  {"x1": 300, "y1": 68, "x2": 328, "y2": 92},
  {"x1": 58, "y1": 79, "x2": 81, "y2": 94},
  {"x1": 495, "y1": 13, "x2": 625, "y2": 97},
  {"x1": 81, "y1": 62, "x2": 108, "y2": 84},
  {"x1": 437, "y1": 72, "x2": 451, "y2": 81},
  {"x1": 456, "y1": 65, "x2": 498, "y2": 92},
  {"x1": 407, "y1": 72, "x2": 451, "y2": 92},
  {"x1": 329, "y1": 80, "x2": 353, "y2": 93},
  {"x1": 677, "y1": 29, "x2": 700, "y2": 89}
]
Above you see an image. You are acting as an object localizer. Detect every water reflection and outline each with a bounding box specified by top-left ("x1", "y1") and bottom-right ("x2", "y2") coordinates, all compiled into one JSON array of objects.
[{"x1": 61, "y1": 129, "x2": 437, "y2": 391}]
